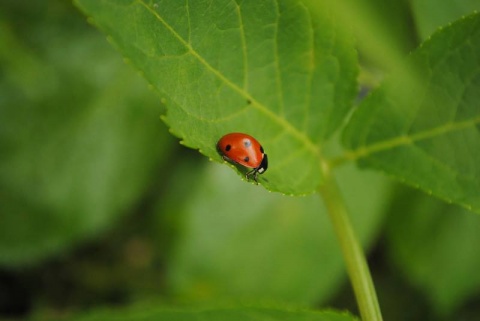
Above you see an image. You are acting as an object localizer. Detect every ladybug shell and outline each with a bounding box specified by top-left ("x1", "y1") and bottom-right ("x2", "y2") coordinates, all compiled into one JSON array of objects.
[{"x1": 217, "y1": 133, "x2": 265, "y2": 170}]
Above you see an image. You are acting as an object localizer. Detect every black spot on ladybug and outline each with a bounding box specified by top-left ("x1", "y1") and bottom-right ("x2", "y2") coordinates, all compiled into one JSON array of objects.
[
  {"x1": 225, "y1": 144, "x2": 231, "y2": 151},
  {"x1": 243, "y1": 140, "x2": 252, "y2": 148},
  {"x1": 244, "y1": 156, "x2": 249, "y2": 162},
  {"x1": 260, "y1": 145, "x2": 264, "y2": 153}
]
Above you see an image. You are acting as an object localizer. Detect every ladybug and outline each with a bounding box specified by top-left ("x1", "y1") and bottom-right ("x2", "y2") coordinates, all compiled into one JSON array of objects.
[{"x1": 217, "y1": 133, "x2": 268, "y2": 183}]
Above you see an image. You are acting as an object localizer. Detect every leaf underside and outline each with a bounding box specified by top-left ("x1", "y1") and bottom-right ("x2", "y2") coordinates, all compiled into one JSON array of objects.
[
  {"x1": 165, "y1": 162, "x2": 389, "y2": 305},
  {"x1": 71, "y1": 305, "x2": 358, "y2": 321},
  {"x1": 75, "y1": 0, "x2": 358, "y2": 195},
  {"x1": 387, "y1": 187, "x2": 480, "y2": 316},
  {"x1": 343, "y1": 13, "x2": 480, "y2": 213}
]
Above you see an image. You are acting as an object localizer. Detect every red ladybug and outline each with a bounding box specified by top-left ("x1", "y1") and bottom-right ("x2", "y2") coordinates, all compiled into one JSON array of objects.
[{"x1": 217, "y1": 133, "x2": 268, "y2": 183}]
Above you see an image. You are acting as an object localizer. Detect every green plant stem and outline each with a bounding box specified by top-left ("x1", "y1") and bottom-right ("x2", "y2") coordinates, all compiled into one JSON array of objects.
[{"x1": 318, "y1": 162, "x2": 383, "y2": 321}]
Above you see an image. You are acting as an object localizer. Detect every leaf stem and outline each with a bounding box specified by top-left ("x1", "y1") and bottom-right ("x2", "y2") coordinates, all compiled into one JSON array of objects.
[{"x1": 318, "y1": 161, "x2": 383, "y2": 321}]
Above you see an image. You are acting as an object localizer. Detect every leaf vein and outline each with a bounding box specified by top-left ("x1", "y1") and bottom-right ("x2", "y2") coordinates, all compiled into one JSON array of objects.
[
  {"x1": 137, "y1": 0, "x2": 321, "y2": 157},
  {"x1": 336, "y1": 116, "x2": 480, "y2": 165},
  {"x1": 185, "y1": 0, "x2": 191, "y2": 45},
  {"x1": 273, "y1": 0, "x2": 285, "y2": 117},
  {"x1": 234, "y1": 1, "x2": 248, "y2": 90},
  {"x1": 302, "y1": 4, "x2": 314, "y2": 133}
]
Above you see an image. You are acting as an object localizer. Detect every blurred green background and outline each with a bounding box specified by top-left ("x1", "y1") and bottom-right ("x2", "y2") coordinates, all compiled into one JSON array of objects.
[{"x1": 1, "y1": 1, "x2": 480, "y2": 320}]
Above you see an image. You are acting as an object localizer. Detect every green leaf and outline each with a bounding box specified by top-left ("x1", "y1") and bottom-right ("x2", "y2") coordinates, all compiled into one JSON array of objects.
[
  {"x1": 342, "y1": 13, "x2": 480, "y2": 213},
  {"x1": 158, "y1": 161, "x2": 389, "y2": 304},
  {"x1": 67, "y1": 304, "x2": 358, "y2": 321},
  {"x1": 0, "y1": 2, "x2": 173, "y2": 266},
  {"x1": 411, "y1": 0, "x2": 480, "y2": 40},
  {"x1": 74, "y1": 0, "x2": 358, "y2": 195},
  {"x1": 386, "y1": 186, "x2": 480, "y2": 316}
]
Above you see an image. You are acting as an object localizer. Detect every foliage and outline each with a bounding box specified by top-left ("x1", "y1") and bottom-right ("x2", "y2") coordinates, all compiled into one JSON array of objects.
[
  {"x1": 0, "y1": 1, "x2": 173, "y2": 267},
  {"x1": 1, "y1": 0, "x2": 480, "y2": 320}
]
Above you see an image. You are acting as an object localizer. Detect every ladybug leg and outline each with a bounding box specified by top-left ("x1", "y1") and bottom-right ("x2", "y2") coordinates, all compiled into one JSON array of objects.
[
  {"x1": 245, "y1": 169, "x2": 253, "y2": 181},
  {"x1": 245, "y1": 168, "x2": 259, "y2": 184}
]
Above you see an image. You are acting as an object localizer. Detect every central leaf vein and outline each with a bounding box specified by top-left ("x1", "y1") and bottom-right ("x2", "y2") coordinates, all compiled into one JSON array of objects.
[{"x1": 338, "y1": 116, "x2": 480, "y2": 164}]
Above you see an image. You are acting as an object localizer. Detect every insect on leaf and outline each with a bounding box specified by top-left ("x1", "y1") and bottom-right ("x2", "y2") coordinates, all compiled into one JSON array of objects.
[{"x1": 75, "y1": 0, "x2": 358, "y2": 195}]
